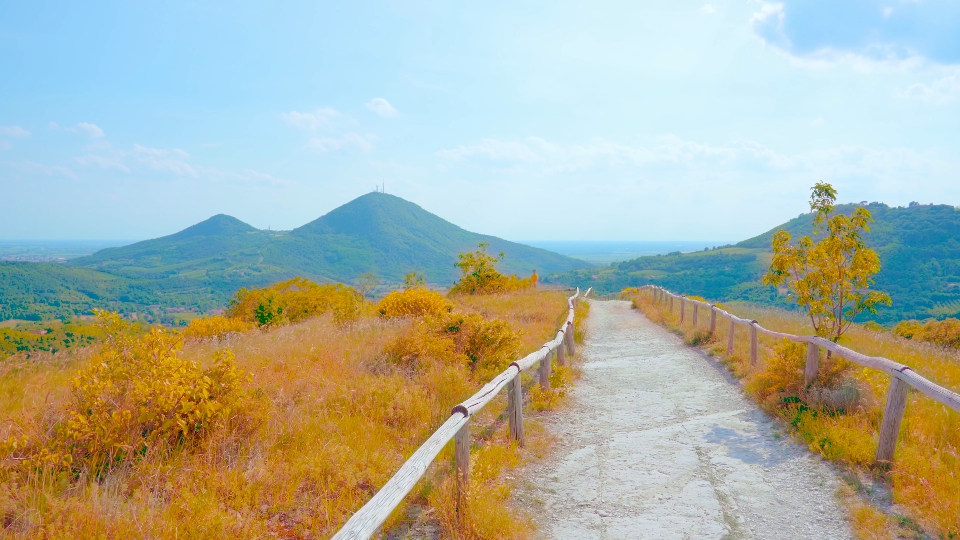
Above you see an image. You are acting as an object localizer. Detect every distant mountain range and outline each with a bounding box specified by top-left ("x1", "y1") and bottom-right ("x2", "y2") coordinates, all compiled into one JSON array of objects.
[
  {"x1": 551, "y1": 203, "x2": 960, "y2": 324},
  {"x1": 0, "y1": 193, "x2": 589, "y2": 322}
]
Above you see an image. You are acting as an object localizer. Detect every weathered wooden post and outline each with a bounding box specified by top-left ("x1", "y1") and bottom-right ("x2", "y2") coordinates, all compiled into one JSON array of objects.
[
  {"x1": 455, "y1": 419, "x2": 470, "y2": 514},
  {"x1": 709, "y1": 306, "x2": 717, "y2": 334},
  {"x1": 680, "y1": 298, "x2": 686, "y2": 324},
  {"x1": 566, "y1": 321, "x2": 576, "y2": 357},
  {"x1": 670, "y1": 295, "x2": 674, "y2": 312},
  {"x1": 506, "y1": 372, "x2": 524, "y2": 446},
  {"x1": 749, "y1": 321, "x2": 758, "y2": 368},
  {"x1": 539, "y1": 349, "x2": 552, "y2": 390},
  {"x1": 556, "y1": 337, "x2": 566, "y2": 366},
  {"x1": 727, "y1": 318, "x2": 735, "y2": 355},
  {"x1": 805, "y1": 342, "x2": 819, "y2": 386},
  {"x1": 875, "y1": 376, "x2": 909, "y2": 466},
  {"x1": 693, "y1": 303, "x2": 699, "y2": 327}
]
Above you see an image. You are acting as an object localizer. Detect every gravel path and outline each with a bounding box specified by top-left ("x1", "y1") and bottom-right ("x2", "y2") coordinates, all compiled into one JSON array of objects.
[{"x1": 517, "y1": 300, "x2": 853, "y2": 539}]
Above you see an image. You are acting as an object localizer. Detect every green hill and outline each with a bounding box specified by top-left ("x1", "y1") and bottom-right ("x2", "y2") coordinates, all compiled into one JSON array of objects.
[
  {"x1": 550, "y1": 202, "x2": 960, "y2": 324},
  {"x1": 1, "y1": 193, "x2": 589, "y2": 322}
]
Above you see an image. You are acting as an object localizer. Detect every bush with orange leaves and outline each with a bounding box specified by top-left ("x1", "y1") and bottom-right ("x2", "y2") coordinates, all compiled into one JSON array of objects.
[
  {"x1": 894, "y1": 317, "x2": 960, "y2": 349},
  {"x1": 386, "y1": 311, "x2": 521, "y2": 381},
  {"x1": 377, "y1": 286, "x2": 453, "y2": 319},
  {"x1": 227, "y1": 276, "x2": 368, "y2": 326},
  {"x1": 183, "y1": 315, "x2": 253, "y2": 341},
  {"x1": 1, "y1": 311, "x2": 250, "y2": 477}
]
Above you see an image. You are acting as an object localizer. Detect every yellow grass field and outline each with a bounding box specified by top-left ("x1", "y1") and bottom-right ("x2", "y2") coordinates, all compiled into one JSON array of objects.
[
  {"x1": 0, "y1": 288, "x2": 586, "y2": 539},
  {"x1": 627, "y1": 289, "x2": 960, "y2": 539}
]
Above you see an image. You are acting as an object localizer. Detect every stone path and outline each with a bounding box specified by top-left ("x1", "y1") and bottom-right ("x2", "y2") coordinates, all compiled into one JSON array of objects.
[{"x1": 517, "y1": 300, "x2": 852, "y2": 539}]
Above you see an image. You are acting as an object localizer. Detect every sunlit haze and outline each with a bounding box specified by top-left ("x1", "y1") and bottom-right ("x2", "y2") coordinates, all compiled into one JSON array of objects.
[{"x1": 2, "y1": 1, "x2": 959, "y2": 241}]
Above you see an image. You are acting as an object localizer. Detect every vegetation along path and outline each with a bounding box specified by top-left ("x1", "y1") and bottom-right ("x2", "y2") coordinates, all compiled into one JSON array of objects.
[{"x1": 518, "y1": 300, "x2": 852, "y2": 539}]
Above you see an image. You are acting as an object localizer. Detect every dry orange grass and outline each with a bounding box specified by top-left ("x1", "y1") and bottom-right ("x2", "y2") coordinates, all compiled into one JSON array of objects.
[
  {"x1": 628, "y1": 290, "x2": 960, "y2": 539},
  {"x1": 0, "y1": 288, "x2": 578, "y2": 539}
]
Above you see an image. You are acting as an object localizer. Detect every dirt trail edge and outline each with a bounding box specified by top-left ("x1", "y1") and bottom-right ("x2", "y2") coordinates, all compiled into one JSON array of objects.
[{"x1": 516, "y1": 300, "x2": 852, "y2": 539}]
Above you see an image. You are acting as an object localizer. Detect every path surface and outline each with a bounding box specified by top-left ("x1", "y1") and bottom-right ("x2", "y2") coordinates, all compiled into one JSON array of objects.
[{"x1": 517, "y1": 300, "x2": 852, "y2": 539}]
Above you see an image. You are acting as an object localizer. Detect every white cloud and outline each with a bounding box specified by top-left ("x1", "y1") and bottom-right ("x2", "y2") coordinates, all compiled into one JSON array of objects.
[
  {"x1": 436, "y1": 135, "x2": 944, "y2": 183},
  {"x1": 76, "y1": 154, "x2": 130, "y2": 173},
  {"x1": 197, "y1": 166, "x2": 294, "y2": 187},
  {"x1": 48, "y1": 121, "x2": 59, "y2": 129},
  {"x1": 749, "y1": 1, "x2": 959, "y2": 71},
  {"x1": 281, "y1": 108, "x2": 339, "y2": 130},
  {"x1": 0, "y1": 125, "x2": 30, "y2": 138},
  {"x1": 365, "y1": 97, "x2": 398, "y2": 118},
  {"x1": 77, "y1": 122, "x2": 105, "y2": 138},
  {"x1": 899, "y1": 71, "x2": 960, "y2": 103},
  {"x1": 811, "y1": 117, "x2": 825, "y2": 126},
  {"x1": 13, "y1": 161, "x2": 78, "y2": 179},
  {"x1": 699, "y1": 4, "x2": 717, "y2": 14},
  {"x1": 306, "y1": 133, "x2": 375, "y2": 153},
  {"x1": 133, "y1": 144, "x2": 197, "y2": 177}
]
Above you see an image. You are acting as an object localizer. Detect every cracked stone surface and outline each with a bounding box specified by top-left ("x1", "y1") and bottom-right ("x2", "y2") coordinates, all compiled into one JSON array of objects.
[{"x1": 516, "y1": 300, "x2": 853, "y2": 539}]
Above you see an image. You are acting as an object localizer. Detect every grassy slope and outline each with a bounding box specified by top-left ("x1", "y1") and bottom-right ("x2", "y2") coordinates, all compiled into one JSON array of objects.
[
  {"x1": 0, "y1": 289, "x2": 580, "y2": 539},
  {"x1": 551, "y1": 203, "x2": 960, "y2": 323},
  {"x1": 2, "y1": 194, "x2": 590, "y2": 321}
]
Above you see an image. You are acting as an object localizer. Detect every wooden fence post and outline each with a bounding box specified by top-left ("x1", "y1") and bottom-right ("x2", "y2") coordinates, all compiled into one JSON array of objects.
[
  {"x1": 670, "y1": 295, "x2": 674, "y2": 312},
  {"x1": 556, "y1": 338, "x2": 566, "y2": 366},
  {"x1": 455, "y1": 419, "x2": 470, "y2": 515},
  {"x1": 566, "y1": 321, "x2": 576, "y2": 357},
  {"x1": 680, "y1": 298, "x2": 685, "y2": 324},
  {"x1": 749, "y1": 322, "x2": 758, "y2": 368},
  {"x1": 709, "y1": 306, "x2": 716, "y2": 334},
  {"x1": 727, "y1": 318, "x2": 735, "y2": 356},
  {"x1": 506, "y1": 373, "x2": 524, "y2": 447},
  {"x1": 805, "y1": 342, "x2": 819, "y2": 386},
  {"x1": 876, "y1": 376, "x2": 909, "y2": 466},
  {"x1": 539, "y1": 350, "x2": 552, "y2": 390},
  {"x1": 693, "y1": 303, "x2": 699, "y2": 327}
]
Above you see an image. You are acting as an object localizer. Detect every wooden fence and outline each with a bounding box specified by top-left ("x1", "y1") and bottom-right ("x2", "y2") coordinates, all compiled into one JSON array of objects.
[
  {"x1": 633, "y1": 285, "x2": 960, "y2": 467},
  {"x1": 332, "y1": 287, "x2": 590, "y2": 539}
]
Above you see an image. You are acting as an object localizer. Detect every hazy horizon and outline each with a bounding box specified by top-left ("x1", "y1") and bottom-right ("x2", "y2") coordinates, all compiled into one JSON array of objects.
[{"x1": 0, "y1": 238, "x2": 733, "y2": 265}]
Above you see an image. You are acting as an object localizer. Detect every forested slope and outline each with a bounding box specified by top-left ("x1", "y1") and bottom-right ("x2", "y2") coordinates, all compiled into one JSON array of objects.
[
  {"x1": 2, "y1": 193, "x2": 589, "y2": 321},
  {"x1": 550, "y1": 203, "x2": 960, "y2": 323}
]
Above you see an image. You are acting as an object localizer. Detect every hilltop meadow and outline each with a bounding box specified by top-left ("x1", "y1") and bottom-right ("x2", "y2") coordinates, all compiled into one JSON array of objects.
[{"x1": 0, "y1": 245, "x2": 586, "y2": 539}]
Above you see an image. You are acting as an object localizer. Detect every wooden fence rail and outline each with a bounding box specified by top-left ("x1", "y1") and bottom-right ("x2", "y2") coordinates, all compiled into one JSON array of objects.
[
  {"x1": 332, "y1": 288, "x2": 584, "y2": 540},
  {"x1": 633, "y1": 285, "x2": 960, "y2": 466}
]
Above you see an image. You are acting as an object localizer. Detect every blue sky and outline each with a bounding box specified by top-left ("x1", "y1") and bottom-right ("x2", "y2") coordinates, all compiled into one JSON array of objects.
[{"x1": 1, "y1": 0, "x2": 959, "y2": 241}]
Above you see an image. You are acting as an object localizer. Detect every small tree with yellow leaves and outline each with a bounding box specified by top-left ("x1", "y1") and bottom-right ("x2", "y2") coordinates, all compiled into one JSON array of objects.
[
  {"x1": 763, "y1": 182, "x2": 891, "y2": 343},
  {"x1": 450, "y1": 243, "x2": 532, "y2": 295}
]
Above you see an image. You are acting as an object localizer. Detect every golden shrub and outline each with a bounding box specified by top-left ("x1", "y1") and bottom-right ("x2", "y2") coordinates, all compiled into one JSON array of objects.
[
  {"x1": 183, "y1": 315, "x2": 253, "y2": 340},
  {"x1": 892, "y1": 319, "x2": 924, "y2": 339},
  {"x1": 384, "y1": 311, "x2": 521, "y2": 380},
  {"x1": 892, "y1": 317, "x2": 960, "y2": 350},
  {"x1": 10, "y1": 311, "x2": 249, "y2": 475},
  {"x1": 450, "y1": 243, "x2": 533, "y2": 296},
  {"x1": 227, "y1": 276, "x2": 368, "y2": 326},
  {"x1": 744, "y1": 340, "x2": 807, "y2": 407},
  {"x1": 376, "y1": 286, "x2": 452, "y2": 319},
  {"x1": 915, "y1": 318, "x2": 960, "y2": 349}
]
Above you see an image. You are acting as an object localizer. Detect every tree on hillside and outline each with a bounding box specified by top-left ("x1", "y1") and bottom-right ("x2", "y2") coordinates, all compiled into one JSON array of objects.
[
  {"x1": 763, "y1": 182, "x2": 891, "y2": 343},
  {"x1": 450, "y1": 243, "x2": 532, "y2": 295}
]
